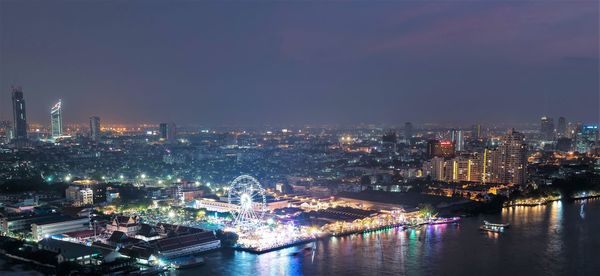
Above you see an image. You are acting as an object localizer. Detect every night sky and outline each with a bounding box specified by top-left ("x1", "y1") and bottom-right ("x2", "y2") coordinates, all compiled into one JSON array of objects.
[{"x1": 1, "y1": 1, "x2": 598, "y2": 126}]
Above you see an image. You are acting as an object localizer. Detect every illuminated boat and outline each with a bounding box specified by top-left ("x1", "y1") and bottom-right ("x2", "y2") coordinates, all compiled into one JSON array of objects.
[
  {"x1": 483, "y1": 220, "x2": 510, "y2": 228},
  {"x1": 427, "y1": 217, "x2": 461, "y2": 225},
  {"x1": 479, "y1": 224, "x2": 505, "y2": 233},
  {"x1": 171, "y1": 256, "x2": 205, "y2": 269}
]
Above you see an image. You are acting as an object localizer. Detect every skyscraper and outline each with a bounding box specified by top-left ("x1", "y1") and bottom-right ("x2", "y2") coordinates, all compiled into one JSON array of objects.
[
  {"x1": 540, "y1": 116, "x2": 554, "y2": 140},
  {"x1": 427, "y1": 140, "x2": 455, "y2": 158},
  {"x1": 451, "y1": 130, "x2": 464, "y2": 151},
  {"x1": 159, "y1": 122, "x2": 177, "y2": 143},
  {"x1": 11, "y1": 86, "x2": 27, "y2": 140},
  {"x1": 381, "y1": 130, "x2": 397, "y2": 154},
  {"x1": 471, "y1": 124, "x2": 482, "y2": 140},
  {"x1": 89, "y1": 116, "x2": 101, "y2": 142},
  {"x1": 498, "y1": 129, "x2": 528, "y2": 185},
  {"x1": 51, "y1": 100, "x2": 63, "y2": 138},
  {"x1": 575, "y1": 124, "x2": 598, "y2": 153},
  {"x1": 404, "y1": 122, "x2": 413, "y2": 143},
  {"x1": 556, "y1": 117, "x2": 567, "y2": 137}
]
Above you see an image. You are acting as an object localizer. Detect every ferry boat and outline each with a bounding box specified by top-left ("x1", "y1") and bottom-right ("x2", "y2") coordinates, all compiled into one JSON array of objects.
[
  {"x1": 427, "y1": 217, "x2": 461, "y2": 225},
  {"x1": 171, "y1": 256, "x2": 205, "y2": 269},
  {"x1": 479, "y1": 224, "x2": 505, "y2": 233},
  {"x1": 483, "y1": 220, "x2": 510, "y2": 228},
  {"x1": 479, "y1": 220, "x2": 509, "y2": 233}
]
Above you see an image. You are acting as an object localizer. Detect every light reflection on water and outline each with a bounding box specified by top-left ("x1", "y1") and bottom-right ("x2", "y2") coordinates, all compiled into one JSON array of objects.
[{"x1": 184, "y1": 199, "x2": 600, "y2": 276}]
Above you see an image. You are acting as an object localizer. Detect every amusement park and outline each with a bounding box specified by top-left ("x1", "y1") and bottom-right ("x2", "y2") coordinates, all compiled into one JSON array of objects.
[{"x1": 109, "y1": 174, "x2": 454, "y2": 254}]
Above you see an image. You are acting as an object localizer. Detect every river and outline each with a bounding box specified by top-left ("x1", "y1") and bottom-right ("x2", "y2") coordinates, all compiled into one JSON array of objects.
[{"x1": 184, "y1": 198, "x2": 600, "y2": 276}]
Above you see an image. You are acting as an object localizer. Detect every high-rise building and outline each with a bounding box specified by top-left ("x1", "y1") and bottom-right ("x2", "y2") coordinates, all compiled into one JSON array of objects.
[
  {"x1": 451, "y1": 130, "x2": 464, "y2": 151},
  {"x1": 11, "y1": 86, "x2": 27, "y2": 140},
  {"x1": 556, "y1": 117, "x2": 567, "y2": 137},
  {"x1": 436, "y1": 140, "x2": 455, "y2": 158},
  {"x1": 480, "y1": 147, "x2": 505, "y2": 184},
  {"x1": 0, "y1": 120, "x2": 11, "y2": 143},
  {"x1": 449, "y1": 155, "x2": 479, "y2": 182},
  {"x1": 159, "y1": 123, "x2": 167, "y2": 140},
  {"x1": 381, "y1": 130, "x2": 397, "y2": 154},
  {"x1": 575, "y1": 124, "x2": 598, "y2": 153},
  {"x1": 540, "y1": 116, "x2": 554, "y2": 140},
  {"x1": 556, "y1": 137, "x2": 572, "y2": 152},
  {"x1": 159, "y1": 122, "x2": 177, "y2": 143},
  {"x1": 471, "y1": 124, "x2": 482, "y2": 140},
  {"x1": 51, "y1": 100, "x2": 63, "y2": 138},
  {"x1": 423, "y1": 153, "x2": 482, "y2": 183},
  {"x1": 567, "y1": 122, "x2": 582, "y2": 139},
  {"x1": 404, "y1": 122, "x2": 413, "y2": 142},
  {"x1": 498, "y1": 129, "x2": 528, "y2": 185},
  {"x1": 89, "y1": 116, "x2": 101, "y2": 142},
  {"x1": 426, "y1": 140, "x2": 455, "y2": 159}
]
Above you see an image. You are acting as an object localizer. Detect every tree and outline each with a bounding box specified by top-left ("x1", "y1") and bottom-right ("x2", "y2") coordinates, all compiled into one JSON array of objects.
[
  {"x1": 418, "y1": 203, "x2": 436, "y2": 219},
  {"x1": 216, "y1": 230, "x2": 239, "y2": 247}
]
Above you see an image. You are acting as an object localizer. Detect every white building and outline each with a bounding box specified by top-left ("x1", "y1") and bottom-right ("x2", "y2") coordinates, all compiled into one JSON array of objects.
[{"x1": 32, "y1": 217, "x2": 89, "y2": 241}]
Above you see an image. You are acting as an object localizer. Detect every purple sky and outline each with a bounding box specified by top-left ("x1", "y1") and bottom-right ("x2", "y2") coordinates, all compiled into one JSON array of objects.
[{"x1": 1, "y1": 0, "x2": 598, "y2": 126}]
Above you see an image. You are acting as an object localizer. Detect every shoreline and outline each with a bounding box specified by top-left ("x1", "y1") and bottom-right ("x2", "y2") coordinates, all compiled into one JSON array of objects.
[
  {"x1": 503, "y1": 194, "x2": 600, "y2": 208},
  {"x1": 233, "y1": 221, "x2": 453, "y2": 254}
]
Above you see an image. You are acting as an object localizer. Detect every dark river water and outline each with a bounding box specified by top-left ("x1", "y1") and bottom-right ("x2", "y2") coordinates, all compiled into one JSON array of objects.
[{"x1": 184, "y1": 198, "x2": 600, "y2": 276}]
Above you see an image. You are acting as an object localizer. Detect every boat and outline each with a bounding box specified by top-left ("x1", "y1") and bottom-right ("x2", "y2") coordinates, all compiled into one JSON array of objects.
[
  {"x1": 483, "y1": 220, "x2": 510, "y2": 228},
  {"x1": 289, "y1": 246, "x2": 314, "y2": 256},
  {"x1": 428, "y1": 217, "x2": 461, "y2": 225},
  {"x1": 479, "y1": 224, "x2": 505, "y2": 233},
  {"x1": 171, "y1": 256, "x2": 205, "y2": 269}
]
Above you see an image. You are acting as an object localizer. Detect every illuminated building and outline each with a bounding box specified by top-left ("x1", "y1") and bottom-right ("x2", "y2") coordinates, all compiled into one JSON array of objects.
[
  {"x1": 451, "y1": 155, "x2": 477, "y2": 182},
  {"x1": 404, "y1": 122, "x2": 413, "y2": 142},
  {"x1": 381, "y1": 130, "x2": 397, "y2": 154},
  {"x1": 89, "y1": 116, "x2": 101, "y2": 142},
  {"x1": 557, "y1": 117, "x2": 567, "y2": 137},
  {"x1": 498, "y1": 129, "x2": 528, "y2": 185},
  {"x1": 65, "y1": 186, "x2": 94, "y2": 206},
  {"x1": 575, "y1": 124, "x2": 598, "y2": 153},
  {"x1": 556, "y1": 137, "x2": 572, "y2": 152},
  {"x1": 540, "y1": 116, "x2": 554, "y2": 140},
  {"x1": 481, "y1": 148, "x2": 498, "y2": 183},
  {"x1": 427, "y1": 140, "x2": 455, "y2": 159},
  {"x1": 32, "y1": 216, "x2": 90, "y2": 241},
  {"x1": 472, "y1": 124, "x2": 482, "y2": 139},
  {"x1": 51, "y1": 100, "x2": 63, "y2": 138},
  {"x1": 159, "y1": 122, "x2": 177, "y2": 143},
  {"x1": 194, "y1": 197, "x2": 288, "y2": 212},
  {"x1": 11, "y1": 86, "x2": 28, "y2": 140},
  {"x1": 431, "y1": 157, "x2": 447, "y2": 181},
  {"x1": 451, "y1": 130, "x2": 464, "y2": 151},
  {"x1": 106, "y1": 216, "x2": 141, "y2": 236}
]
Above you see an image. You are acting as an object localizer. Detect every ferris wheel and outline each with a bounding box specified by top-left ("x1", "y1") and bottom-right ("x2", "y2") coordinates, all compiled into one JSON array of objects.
[{"x1": 228, "y1": 175, "x2": 267, "y2": 228}]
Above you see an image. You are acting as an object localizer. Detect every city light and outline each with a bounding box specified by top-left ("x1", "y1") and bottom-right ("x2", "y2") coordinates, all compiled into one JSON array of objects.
[{"x1": 1, "y1": 4, "x2": 596, "y2": 274}]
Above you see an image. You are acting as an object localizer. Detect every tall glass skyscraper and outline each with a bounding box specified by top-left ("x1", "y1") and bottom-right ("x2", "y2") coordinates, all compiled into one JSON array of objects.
[
  {"x1": 51, "y1": 100, "x2": 63, "y2": 138},
  {"x1": 11, "y1": 86, "x2": 28, "y2": 140},
  {"x1": 89, "y1": 116, "x2": 101, "y2": 142}
]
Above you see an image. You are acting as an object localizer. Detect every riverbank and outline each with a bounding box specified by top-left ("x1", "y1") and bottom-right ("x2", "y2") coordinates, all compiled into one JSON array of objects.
[
  {"x1": 504, "y1": 191, "x2": 600, "y2": 207},
  {"x1": 188, "y1": 199, "x2": 600, "y2": 276},
  {"x1": 233, "y1": 219, "x2": 462, "y2": 254}
]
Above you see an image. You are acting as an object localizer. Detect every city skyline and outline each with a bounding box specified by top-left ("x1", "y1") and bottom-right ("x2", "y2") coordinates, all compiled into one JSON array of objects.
[
  {"x1": 1, "y1": 1, "x2": 598, "y2": 125},
  {"x1": 1, "y1": 1, "x2": 599, "y2": 275}
]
